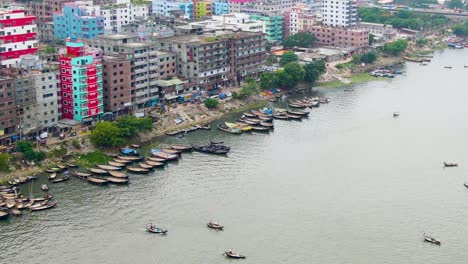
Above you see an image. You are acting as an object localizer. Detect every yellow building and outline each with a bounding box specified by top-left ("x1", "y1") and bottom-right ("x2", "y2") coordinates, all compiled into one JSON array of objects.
[{"x1": 195, "y1": 1, "x2": 212, "y2": 20}]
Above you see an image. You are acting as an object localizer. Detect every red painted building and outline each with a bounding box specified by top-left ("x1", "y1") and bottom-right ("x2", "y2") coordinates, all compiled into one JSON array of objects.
[
  {"x1": 0, "y1": 6, "x2": 38, "y2": 67},
  {"x1": 59, "y1": 39, "x2": 103, "y2": 122}
]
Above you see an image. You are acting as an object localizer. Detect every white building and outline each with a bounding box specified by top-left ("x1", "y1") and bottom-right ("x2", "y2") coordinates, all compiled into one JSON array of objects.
[
  {"x1": 101, "y1": 0, "x2": 150, "y2": 33},
  {"x1": 176, "y1": 13, "x2": 264, "y2": 34},
  {"x1": 322, "y1": 0, "x2": 357, "y2": 27},
  {"x1": 152, "y1": 1, "x2": 194, "y2": 20},
  {"x1": 0, "y1": 6, "x2": 38, "y2": 68}
]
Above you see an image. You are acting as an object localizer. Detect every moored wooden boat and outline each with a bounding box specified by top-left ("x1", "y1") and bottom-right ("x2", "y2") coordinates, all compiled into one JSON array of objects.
[
  {"x1": 464, "y1": 182, "x2": 468, "y2": 188},
  {"x1": 113, "y1": 158, "x2": 133, "y2": 164},
  {"x1": 51, "y1": 175, "x2": 70, "y2": 183},
  {"x1": 73, "y1": 171, "x2": 91, "y2": 178},
  {"x1": 217, "y1": 124, "x2": 242, "y2": 134},
  {"x1": 273, "y1": 114, "x2": 289, "y2": 120},
  {"x1": 41, "y1": 184, "x2": 48, "y2": 191},
  {"x1": 242, "y1": 112, "x2": 256, "y2": 118},
  {"x1": 30, "y1": 202, "x2": 57, "y2": 212},
  {"x1": 147, "y1": 157, "x2": 166, "y2": 163},
  {"x1": 107, "y1": 177, "x2": 129, "y2": 184},
  {"x1": 424, "y1": 234, "x2": 441, "y2": 245},
  {"x1": 259, "y1": 122, "x2": 274, "y2": 128},
  {"x1": 57, "y1": 165, "x2": 67, "y2": 170},
  {"x1": 130, "y1": 144, "x2": 141, "y2": 148},
  {"x1": 286, "y1": 114, "x2": 302, "y2": 120},
  {"x1": 87, "y1": 177, "x2": 109, "y2": 185},
  {"x1": 288, "y1": 103, "x2": 307, "y2": 108},
  {"x1": 89, "y1": 168, "x2": 108, "y2": 175},
  {"x1": 108, "y1": 161, "x2": 125, "y2": 167},
  {"x1": 257, "y1": 116, "x2": 273, "y2": 122},
  {"x1": 165, "y1": 130, "x2": 182, "y2": 136},
  {"x1": 250, "y1": 126, "x2": 270, "y2": 132},
  {"x1": 151, "y1": 150, "x2": 179, "y2": 161},
  {"x1": 145, "y1": 161, "x2": 164, "y2": 168},
  {"x1": 207, "y1": 221, "x2": 224, "y2": 230},
  {"x1": 444, "y1": 162, "x2": 458, "y2": 167},
  {"x1": 0, "y1": 211, "x2": 9, "y2": 220},
  {"x1": 287, "y1": 110, "x2": 309, "y2": 117},
  {"x1": 170, "y1": 144, "x2": 193, "y2": 152},
  {"x1": 67, "y1": 163, "x2": 78, "y2": 168},
  {"x1": 162, "y1": 148, "x2": 181, "y2": 155},
  {"x1": 96, "y1": 164, "x2": 121, "y2": 171},
  {"x1": 108, "y1": 170, "x2": 128, "y2": 178},
  {"x1": 127, "y1": 167, "x2": 149, "y2": 174},
  {"x1": 138, "y1": 163, "x2": 153, "y2": 169},
  {"x1": 46, "y1": 168, "x2": 60, "y2": 173},
  {"x1": 404, "y1": 56, "x2": 423, "y2": 63},
  {"x1": 48, "y1": 173, "x2": 57, "y2": 180},
  {"x1": 117, "y1": 155, "x2": 144, "y2": 161}
]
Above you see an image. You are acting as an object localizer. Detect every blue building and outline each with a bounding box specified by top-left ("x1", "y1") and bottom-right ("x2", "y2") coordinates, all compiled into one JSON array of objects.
[
  {"x1": 152, "y1": 1, "x2": 194, "y2": 20},
  {"x1": 212, "y1": 2, "x2": 229, "y2": 15},
  {"x1": 54, "y1": 2, "x2": 105, "y2": 40}
]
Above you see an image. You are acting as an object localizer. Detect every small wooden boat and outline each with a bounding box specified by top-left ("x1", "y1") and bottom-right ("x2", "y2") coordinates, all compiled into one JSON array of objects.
[
  {"x1": 162, "y1": 148, "x2": 181, "y2": 155},
  {"x1": 11, "y1": 209, "x2": 22, "y2": 216},
  {"x1": 243, "y1": 112, "x2": 256, "y2": 118},
  {"x1": 147, "y1": 157, "x2": 166, "y2": 163},
  {"x1": 127, "y1": 167, "x2": 149, "y2": 174},
  {"x1": 218, "y1": 124, "x2": 242, "y2": 134},
  {"x1": 31, "y1": 202, "x2": 57, "y2": 212},
  {"x1": 73, "y1": 171, "x2": 91, "y2": 178},
  {"x1": 108, "y1": 170, "x2": 128, "y2": 178},
  {"x1": 48, "y1": 173, "x2": 57, "y2": 180},
  {"x1": 89, "y1": 168, "x2": 108, "y2": 175},
  {"x1": 67, "y1": 163, "x2": 78, "y2": 168},
  {"x1": 151, "y1": 150, "x2": 179, "y2": 161},
  {"x1": 108, "y1": 161, "x2": 125, "y2": 167},
  {"x1": 106, "y1": 177, "x2": 129, "y2": 184},
  {"x1": 259, "y1": 122, "x2": 274, "y2": 128},
  {"x1": 250, "y1": 126, "x2": 270, "y2": 132},
  {"x1": 15, "y1": 202, "x2": 25, "y2": 210},
  {"x1": 268, "y1": 97, "x2": 277, "y2": 102},
  {"x1": 113, "y1": 158, "x2": 133, "y2": 164},
  {"x1": 287, "y1": 110, "x2": 309, "y2": 117},
  {"x1": 424, "y1": 234, "x2": 441, "y2": 245},
  {"x1": 404, "y1": 56, "x2": 423, "y2": 63},
  {"x1": 52, "y1": 175, "x2": 70, "y2": 183},
  {"x1": 121, "y1": 147, "x2": 139, "y2": 156},
  {"x1": 286, "y1": 114, "x2": 303, "y2": 120},
  {"x1": 170, "y1": 144, "x2": 193, "y2": 152},
  {"x1": 273, "y1": 114, "x2": 289, "y2": 120},
  {"x1": 444, "y1": 162, "x2": 458, "y2": 167},
  {"x1": 393, "y1": 112, "x2": 400, "y2": 117},
  {"x1": 224, "y1": 250, "x2": 246, "y2": 259},
  {"x1": 207, "y1": 221, "x2": 224, "y2": 230},
  {"x1": 29, "y1": 200, "x2": 49, "y2": 209},
  {"x1": 41, "y1": 184, "x2": 49, "y2": 191},
  {"x1": 46, "y1": 168, "x2": 60, "y2": 173},
  {"x1": 258, "y1": 116, "x2": 273, "y2": 122},
  {"x1": 444, "y1": 66, "x2": 452, "y2": 69},
  {"x1": 0, "y1": 211, "x2": 9, "y2": 220},
  {"x1": 96, "y1": 164, "x2": 121, "y2": 171},
  {"x1": 288, "y1": 103, "x2": 307, "y2": 108},
  {"x1": 87, "y1": 177, "x2": 109, "y2": 185},
  {"x1": 57, "y1": 165, "x2": 67, "y2": 170},
  {"x1": 165, "y1": 130, "x2": 181, "y2": 136},
  {"x1": 147, "y1": 226, "x2": 168, "y2": 234},
  {"x1": 131, "y1": 144, "x2": 141, "y2": 148},
  {"x1": 464, "y1": 182, "x2": 468, "y2": 188},
  {"x1": 6, "y1": 200, "x2": 16, "y2": 209},
  {"x1": 117, "y1": 155, "x2": 144, "y2": 161},
  {"x1": 145, "y1": 161, "x2": 164, "y2": 168},
  {"x1": 138, "y1": 163, "x2": 153, "y2": 169}
]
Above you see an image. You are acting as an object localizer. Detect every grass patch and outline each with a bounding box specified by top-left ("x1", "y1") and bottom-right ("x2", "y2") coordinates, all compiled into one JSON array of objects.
[
  {"x1": 73, "y1": 151, "x2": 112, "y2": 168},
  {"x1": 317, "y1": 79, "x2": 345, "y2": 88}
]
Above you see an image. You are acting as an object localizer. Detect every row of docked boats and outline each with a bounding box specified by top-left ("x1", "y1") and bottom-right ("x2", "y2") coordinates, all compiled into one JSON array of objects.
[
  {"x1": 164, "y1": 124, "x2": 211, "y2": 136},
  {"x1": 1, "y1": 185, "x2": 57, "y2": 219},
  {"x1": 288, "y1": 96, "x2": 330, "y2": 109}
]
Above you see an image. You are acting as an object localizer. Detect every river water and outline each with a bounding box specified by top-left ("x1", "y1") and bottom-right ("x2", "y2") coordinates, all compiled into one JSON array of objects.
[{"x1": 2, "y1": 49, "x2": 468, "y2": 264}]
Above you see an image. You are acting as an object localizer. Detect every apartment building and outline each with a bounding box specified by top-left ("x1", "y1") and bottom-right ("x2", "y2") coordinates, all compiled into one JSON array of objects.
[
  {"x1": 151, "y1": 1, "x2": 194, "y2": 20},
  {"x1": 283, "y1": 4, "x2": 316, "y2": 37},
  {"x1": 0, "y1": 76, "x2": 17, "y2": 141},
  {"x1": 85, "y1": 34, "x2": 177, "y2": 109},
  {"x1": 308, "y1": 26, "x2": 369, "y2": 50},
  {"x1": 195, "y1": 1, "x2": 212, "y2": 20},
  {"x1": 59, "y1": 39, "x2": 104, "y2": 122},
  {"x1": 250, "y1": 14, "x2": 283, "y2": 42},
  {"x1": 0, "y1": 6, "x2": 39, "y2": 67},
  {"x1": 102, "y1": 54, "x2": 132, "y2": 114},
  {"x1": 54, "y1": 1, "x2": 105, "y2": 40},
  {"x1": 212, "y1": 1, "x2": 229, "y2": 15},
  {"x1": 100, "y1": 0, "x2": 150, "y2": 33},
  {"x1": 177, "y1": 13, "x2": 264, "y2": 33},
  {"x1": 155, "y1": 30, "x2": 266, "y2": 94},
  {"x1": 322, "y1": 0, "x2": 357, "y2": 27}
]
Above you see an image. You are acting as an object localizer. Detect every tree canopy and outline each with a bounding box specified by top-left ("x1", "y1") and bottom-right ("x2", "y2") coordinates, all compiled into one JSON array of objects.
[
  {"x1": 0, "y1": 153, "x2": 11, "y2": 172},
  {"x1": 204, "y1": 98, "x2": 219, "y2": 109},
  {"x1": 383, "y1": 39, "x2": 408, "y2": 55},
  {"x1": 280, "y1": 51, "x2": 298, "y2": 66},
  {"x1": 447, "y1": 0, "x2": 464, "y2": 9},
  {"x1": 16, "y1": 141, "x2": 46, "y2": 162},
  {"x1": 453, "y1": 22, "x2": 468, "y2": 36},
  {"x1": 283, "y1": 32, "x2": 316, "y2": 48},
  {"x1": 304, "y1": 60, "x2": 326, "y2": 83},
  {"x1": 259, "y1": 60, "x2": 326, "y2": 89},
  {"x1": 90, "y1": 116, "x2": 153, "y2": 148}
]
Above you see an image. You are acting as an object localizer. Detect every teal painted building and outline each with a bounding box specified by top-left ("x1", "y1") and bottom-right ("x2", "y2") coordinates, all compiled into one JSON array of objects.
[{"x1": 250, "y1": 14, "x2": 283, "y2": 42}]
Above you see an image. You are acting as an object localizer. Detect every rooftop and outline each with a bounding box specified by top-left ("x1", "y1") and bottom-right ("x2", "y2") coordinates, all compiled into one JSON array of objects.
[
  {"x1": 161, "y1": 30, "x2": 262, "y2": 44},
  {"x1": 97, "y1": 33, "x2": 138, "y2": 40}
]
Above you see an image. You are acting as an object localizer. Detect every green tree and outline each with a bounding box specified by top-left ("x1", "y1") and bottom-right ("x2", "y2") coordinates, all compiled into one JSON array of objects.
[
  {"x1": 452, "y1": 22, "x2": 468, "y2": 36},
  {"x1": 0, "y1": 153, "x2": 11, "y2": 172},
  {"x1": 283, "y1": 62, "x2": 305, "y2": 87},
  {"x1": 304, "y1": 60, "x2": 326, "y2": 84},
  {"x1": 266, "y1": 55, "x2": 277, "y2": 66},
  {"x1": 360, "y1": 51, "x2": 379, "y2": 64},
  {"x1": 447, "y1": 0, "x2": 464, "y2": 9},
  {"x1": 204, "y1": 98, "x2": 219, "y2": 109},
  {"x1": 115, "y1": 116, "x2": 152, "y2": 138},
  {"x1": 275, "y1": 70, "x2": 296, "y2": 89},
  {"x1": 16, "y1": 141, "x2": 46, "y2": 162},
  {"x1": 283, "y1": 32, "x2": 316, "y2": 48},
  {"x1": 383, "y1": 39, "x2": 408, "y2": 55},
  {"x1": 280, "y1": 51, "x2": 298, "y2": 66},
  {"x1": 260, "y1": 72, "x2": 277, "y2": 89},
  {"x1": 50, "y1": 145, "x2": 67, "y2": 159},
  {"x1": 90, "y1": 122, "x2": 125, "y2": 147}
]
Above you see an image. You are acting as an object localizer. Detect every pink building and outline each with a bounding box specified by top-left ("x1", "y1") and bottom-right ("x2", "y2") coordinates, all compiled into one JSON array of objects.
[
  {"x1": 283, "y1": 4, "x2": 316, "y2": 38},
  {"x1": 308, "y1": 26, "x2": 369, "y2": 51}
]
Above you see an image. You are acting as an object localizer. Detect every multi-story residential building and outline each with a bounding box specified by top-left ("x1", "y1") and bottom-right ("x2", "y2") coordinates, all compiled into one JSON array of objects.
[
  {"x1": 283, "y1": 4, "x2": 316, "y2": 37},
  {"x1": 0, "y1": 6, "x2": 39, "y2": 68},
  {"x1": 59, "y1": 39, "x2": 104, "y2": 122},
  {"x1": 195, "y1": 1, "x2": 212, "y2": 20},
  {"x1": 100, "y1": 0, "x2": 150, "y2": 33},
  {"x1": 228, "y1": 0, "x2": 254, "y2": 13},
  {"x1": 212, "y1": 1, "x2": 229, "y2": 15},
  {"x1": 155, "y1": 30, "x2": 266, "y2": 94},
  {"x1": 357, "y1": 22, "x2": 397, "y2": 41},
  {"x1": 322, "y1": 0, "x2": 357, "y2": 27},
  {"x1": 250, "y1": 14, "x2": 283, "y2": 42},
  {"x1": 0, "y1": 76, "x2": 17, "y2": 142},
  {"x1": 308, "y1": 26, "x2": 369, "y2": 50},
  {"x1": 54, "y1": 1, "x2": 105, "y2": 40},
  {"x1": 85, "y1": 34, "x2": 177, "y2": 109},
  {"x1": 177, "y1": 13, "x2": 264, "y2": 33},
  {"x1": 102, "y1": 54, "x2": 132, "y2": 115},
  {"x1": 152, "y1": 1, "x2": 194, "y2": 20},
  {"x1": 237, "y1": 0, "x2": 302, "y2": 15}
]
